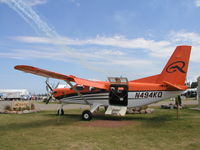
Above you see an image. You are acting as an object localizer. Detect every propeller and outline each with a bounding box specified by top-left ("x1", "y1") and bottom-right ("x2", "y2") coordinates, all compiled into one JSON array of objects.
[
  {"x1": 45, "y1": 79, "x2": 59, "y2": 104},
  {"x1": 52, "y1": 82, "x2": 60, "y2": 89}
]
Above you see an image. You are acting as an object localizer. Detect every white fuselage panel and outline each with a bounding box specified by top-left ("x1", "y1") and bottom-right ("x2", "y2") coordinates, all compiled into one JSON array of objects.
[{"x1": 60, "y1": 91, "x2": 183, "y2": 108}]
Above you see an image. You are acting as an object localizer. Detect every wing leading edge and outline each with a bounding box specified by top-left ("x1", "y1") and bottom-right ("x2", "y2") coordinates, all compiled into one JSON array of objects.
[{"x1": 14, "y1": 65, "x2": 108, "y2": 90}]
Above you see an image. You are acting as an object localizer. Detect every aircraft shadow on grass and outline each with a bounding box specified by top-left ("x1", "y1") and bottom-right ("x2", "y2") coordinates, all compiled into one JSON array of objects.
[{"x1": 52, "y1": 112, "x2": 174, "y2": 125}]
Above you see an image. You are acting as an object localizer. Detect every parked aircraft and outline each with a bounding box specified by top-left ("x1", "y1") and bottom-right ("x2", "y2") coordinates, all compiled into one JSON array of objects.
[{"x1": 15, "y1": 45, "x2": 191, "y2": 120}]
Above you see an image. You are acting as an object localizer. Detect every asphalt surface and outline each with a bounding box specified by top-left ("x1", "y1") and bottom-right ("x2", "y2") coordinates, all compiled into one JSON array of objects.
[{"x1": 0, "y1": 99, "x2": 199, "y2": 112}]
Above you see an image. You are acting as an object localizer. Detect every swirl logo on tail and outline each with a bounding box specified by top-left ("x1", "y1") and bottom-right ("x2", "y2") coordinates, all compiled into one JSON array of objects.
[{"x1": 166, "y1": 61, "x2": 186, "y2": 73}]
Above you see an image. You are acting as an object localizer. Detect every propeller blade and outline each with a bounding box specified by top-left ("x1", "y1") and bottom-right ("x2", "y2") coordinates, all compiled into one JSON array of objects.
[
  {"x1": 46, "y1": 85, "x2": 50, "y2": 93},
  {"x1": 54, "y1": 82, "x2": 60, "y2": 89},
  {"x1": 46, "y1": 95, "x2": 52, "y2": 104},
  {"x1": 45, "y1": 79, "x2": 53, "y2": 91}
]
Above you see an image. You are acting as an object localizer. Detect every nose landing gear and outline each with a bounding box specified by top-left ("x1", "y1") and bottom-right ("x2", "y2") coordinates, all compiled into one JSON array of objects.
[
  {"x1": 57, "y1": 104, "x2": 64, "y2": 116},
  {"x1": 57, "y1": 108, "x2": 64, "y2": 116}
]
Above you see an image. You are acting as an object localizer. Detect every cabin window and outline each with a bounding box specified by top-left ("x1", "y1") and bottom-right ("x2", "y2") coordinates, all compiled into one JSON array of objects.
[
  {"x1": 89, "y1": 87, "x2": 96, "y2": 92},
  {"x1": 75, "y1": 85, "x2": 84, "y2": 91}
]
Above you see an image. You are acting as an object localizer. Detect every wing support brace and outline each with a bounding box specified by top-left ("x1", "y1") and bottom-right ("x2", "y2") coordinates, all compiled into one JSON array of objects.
[
  {"x1": 65, "y1": 80, "x2": 90, "y2": 105},
  {"x1": 90, "y1": 103, "x2": 102, "y2": 113}
]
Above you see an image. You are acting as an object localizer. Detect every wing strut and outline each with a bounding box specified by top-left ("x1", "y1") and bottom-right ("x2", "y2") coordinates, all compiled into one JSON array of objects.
[{"x1": 65, "y1": 80, "x2": 90, "y2": 105}]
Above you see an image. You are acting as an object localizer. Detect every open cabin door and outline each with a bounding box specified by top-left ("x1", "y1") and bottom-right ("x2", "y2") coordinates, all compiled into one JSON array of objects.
[{"x1": 108, "y1": 77, "x2": 128, "y2": 106}]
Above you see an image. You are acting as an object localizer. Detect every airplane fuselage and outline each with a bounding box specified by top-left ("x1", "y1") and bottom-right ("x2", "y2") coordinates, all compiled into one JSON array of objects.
[
  {"x1": 57, "y1": 89, "x2": 183, "y2": 108},
  {"x1": 52, "y1": 80, "x2": 185, "y2": 108}
]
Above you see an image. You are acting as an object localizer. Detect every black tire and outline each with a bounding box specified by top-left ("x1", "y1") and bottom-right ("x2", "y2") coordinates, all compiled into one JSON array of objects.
[
  {"x1": 57, "y1": 108, "x2": 64, "y2": 116},
  {"x1": 82, "y1": 110, "x2": 93, "y2": 121}
]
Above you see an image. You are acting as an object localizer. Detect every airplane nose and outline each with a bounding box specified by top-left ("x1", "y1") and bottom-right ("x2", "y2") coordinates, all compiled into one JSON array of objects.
[{"x1": 52, "y1": 91, "x2": 57, "y2": 94}]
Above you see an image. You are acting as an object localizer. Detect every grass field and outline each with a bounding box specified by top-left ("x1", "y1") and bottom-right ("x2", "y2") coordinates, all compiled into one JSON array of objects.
[{"x1": 0, "y1": 106, "x2": 200, "y2": 150}]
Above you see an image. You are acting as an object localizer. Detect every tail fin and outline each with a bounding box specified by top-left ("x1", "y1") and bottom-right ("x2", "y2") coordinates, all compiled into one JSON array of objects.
[
  {"x1": 132, "y1": 45, "x2": 192, "y2": 87},
  {"x1": 157, "y1": 45, "x2": 191, "y2": 85}
]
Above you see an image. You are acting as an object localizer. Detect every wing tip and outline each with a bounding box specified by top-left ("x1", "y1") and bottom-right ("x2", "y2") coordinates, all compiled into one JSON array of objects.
[
  {"x1": 14, "y1": 65, "x2": 22, "y2": 70},
  {"x1": 14, "y1": 65, "x2": 33, "y2": 70}
]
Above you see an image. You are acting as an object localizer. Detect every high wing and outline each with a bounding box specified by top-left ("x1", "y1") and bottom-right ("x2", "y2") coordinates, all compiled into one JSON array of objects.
[
  {"x1": 15, "y1": 65, "x2": 74, "y2": 81},
  {"x1": 14, "y1": 65, "x2": 109, "y2": 90}
]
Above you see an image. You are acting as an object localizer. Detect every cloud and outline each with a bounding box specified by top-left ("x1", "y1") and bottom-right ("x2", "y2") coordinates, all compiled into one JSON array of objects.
[
  {"x1": 2, "y1": 33, "x2": 173, "y2": 78},
  {"x1": 0, "y1": 0, "x2": 48, "y2": 6},
  {"x1": 24, "y1": 0, "x2": 48, "y2": 6},
  {"x1": 69, "y1": 0, "x2": 80, "y2": 7},
  {"x1": 2, "y1": 31, "x2": 200, "y2": 82},
  {"x1": 0, "y1": 0, "x2": 7, "y2": 3},
  {"x1": 13, "y1": 35, "x2": 178, "y2": 64},
  {"x1": 93, "y1": 49, "x2": 125, "y2": 56},
  {"x1": 7, "y1": 31, "x2": 200, "y2": 72},
  {"x1": 13, "y1": 35, "x2": 170, "y2": 49},
  {"x1": 1, "y1": 0, "x2": 57, "y2": 37},
  {"x1": 169, "y1": 31, "x2": 200, "y2": 63},
  {"x1": 0, "y1": 45, "x2": 154, "y2": 79},
  {"x1": 195, "y1": 0, "x2": 200, "y2": 7},
  {"x1": 10, "y1": 31, "x2": 200, "y2": 64},
  {"x1": 3, "y1": 31, "x2": 200, "y2": 79},
  {"x1": 169, "y1": 31, "x2": 200, "y2": 44},
  {"x1": 13, "y1": 35, "x2": 172, "y2": 57}
]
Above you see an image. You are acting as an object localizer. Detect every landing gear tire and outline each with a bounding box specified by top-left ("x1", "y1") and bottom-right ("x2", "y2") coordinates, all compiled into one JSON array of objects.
[
  {"x1": 82, "y1": 110, "x2": 93, "y2": 121},
  {"x1": 57, "y1": 108, "x2": 64, "y2": 116}
]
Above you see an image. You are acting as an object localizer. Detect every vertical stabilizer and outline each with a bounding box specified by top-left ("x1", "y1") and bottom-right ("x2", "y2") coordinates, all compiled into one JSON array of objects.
[{"x1": 157, "y1": 45, "x2": 191, "y2": 85}]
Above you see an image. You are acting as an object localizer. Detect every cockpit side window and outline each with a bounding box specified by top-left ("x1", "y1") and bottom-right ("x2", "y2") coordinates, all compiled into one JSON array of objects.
[{"x1": 75, "y1": 85, "x2": 84, "y2": 91}]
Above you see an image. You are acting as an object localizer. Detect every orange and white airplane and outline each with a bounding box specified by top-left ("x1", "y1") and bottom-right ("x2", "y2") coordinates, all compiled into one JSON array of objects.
[{"x1": 15, "y1": 45, "x2": 191, "y2": 120}]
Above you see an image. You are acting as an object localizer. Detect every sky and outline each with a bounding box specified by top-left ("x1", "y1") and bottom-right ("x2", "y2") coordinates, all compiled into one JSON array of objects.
[{"x1": 0, "y1": 0, "x2": 200, "y2": 94}]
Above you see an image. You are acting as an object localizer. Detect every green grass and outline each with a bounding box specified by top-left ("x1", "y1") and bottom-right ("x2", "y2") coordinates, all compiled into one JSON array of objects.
[{"x1": 0, "y1": 106, "x2": 200, "y2": 150}]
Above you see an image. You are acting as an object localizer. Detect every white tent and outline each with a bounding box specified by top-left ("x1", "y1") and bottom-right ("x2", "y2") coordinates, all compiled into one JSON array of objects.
[{"x1": 0, "y1": 89, "x2": 29, "y2": 99}]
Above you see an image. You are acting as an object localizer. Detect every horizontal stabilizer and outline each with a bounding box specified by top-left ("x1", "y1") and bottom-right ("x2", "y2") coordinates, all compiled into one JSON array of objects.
[{"x1": 163, "y1": 81, "x2": 187, "y2": 90}]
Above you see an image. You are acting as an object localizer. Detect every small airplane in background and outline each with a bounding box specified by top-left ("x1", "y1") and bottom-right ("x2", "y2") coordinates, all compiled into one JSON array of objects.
[{"x1": 15, "y1": 45, "x2": 192, "y2": 120}]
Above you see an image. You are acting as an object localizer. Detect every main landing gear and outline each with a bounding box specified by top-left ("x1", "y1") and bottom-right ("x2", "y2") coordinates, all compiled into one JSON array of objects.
[
  {"x1": 81, "y1": 103, "x2": 101, "y2": 121},
  {"x1": 57, "y1": 103, "x2": 101, "y2": 121},
  {"x1": 82, "y1": 110, "x2": 93, "y2": 121}
]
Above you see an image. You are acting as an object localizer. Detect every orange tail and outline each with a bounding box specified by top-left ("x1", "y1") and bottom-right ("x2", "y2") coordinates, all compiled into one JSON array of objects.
[
  {"x1": 157, "y1": 45, "x2": 191, "y2": 85},
  {"x1": 133, "y1": 45, "x2": 192, "y2": 87}
]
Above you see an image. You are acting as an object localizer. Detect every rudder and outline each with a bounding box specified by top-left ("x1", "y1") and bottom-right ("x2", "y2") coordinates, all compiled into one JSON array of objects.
[{"x1": 157, "y1": 45, "x2": 192, "y2": 85}]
